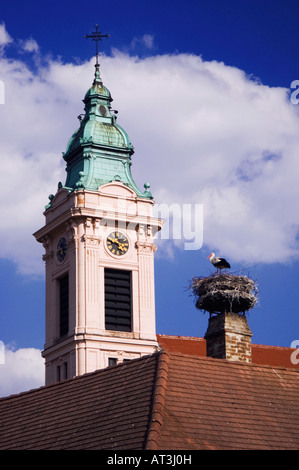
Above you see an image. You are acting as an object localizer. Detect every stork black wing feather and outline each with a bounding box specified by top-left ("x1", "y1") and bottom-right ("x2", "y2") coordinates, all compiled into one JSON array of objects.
[{"x1": 215, "y1": 258, "x2": 230, "y2": 268}]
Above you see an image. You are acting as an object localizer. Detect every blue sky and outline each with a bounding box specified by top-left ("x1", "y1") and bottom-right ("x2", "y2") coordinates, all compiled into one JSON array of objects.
[{"x1": 0, "y1": 0, "x2": 299, "y2": 395}]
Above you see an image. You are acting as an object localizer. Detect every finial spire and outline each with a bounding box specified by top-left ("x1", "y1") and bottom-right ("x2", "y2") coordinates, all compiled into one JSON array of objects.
[{"x1": 84, "y1": 24, "x2": 110, "y2": 67}]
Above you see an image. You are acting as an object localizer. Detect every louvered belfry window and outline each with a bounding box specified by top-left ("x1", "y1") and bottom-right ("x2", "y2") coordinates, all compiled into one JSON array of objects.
[
  {"x1": 105, "y1": 268, "x2": 132, "y2": 332},
  {"x1": 59, "y1": 274, "x2": 69, "y2": 337}
]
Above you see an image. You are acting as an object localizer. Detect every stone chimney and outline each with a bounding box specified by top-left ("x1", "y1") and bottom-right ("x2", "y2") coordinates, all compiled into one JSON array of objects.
[{"x1": 204, "y1": 312, "x2": 252, "y2": 363}]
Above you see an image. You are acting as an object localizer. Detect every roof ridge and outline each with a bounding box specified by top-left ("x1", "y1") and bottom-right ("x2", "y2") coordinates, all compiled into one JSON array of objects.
[
  {"x1": 145, "y1": 351, "x2": 170, "y2": 450},
  {"x1": 252, "y1": 343, "x2": 297, "y2": 351},
  {"x1": 157, "y1": 334, "x2": 205, "y2": 341}
]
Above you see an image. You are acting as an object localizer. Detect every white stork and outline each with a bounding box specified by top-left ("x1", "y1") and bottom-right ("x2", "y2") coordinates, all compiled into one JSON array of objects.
[{"x1": 207, "y1": 252, "x2": 231, "y2": 273}]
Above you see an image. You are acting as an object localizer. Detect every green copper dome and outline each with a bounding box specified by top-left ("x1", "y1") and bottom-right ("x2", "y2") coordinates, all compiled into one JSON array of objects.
[{"x1": 60, "y1": 65, "x2": 152, "y2": 199}]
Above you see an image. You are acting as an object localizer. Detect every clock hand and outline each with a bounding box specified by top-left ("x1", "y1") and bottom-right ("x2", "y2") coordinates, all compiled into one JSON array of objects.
[
  {"x1": 107, "y1": 235, "x2": 128, "y2": 252},
  {"x1": 114, "y1": 238, "x2": 124, "y2": 247},
  {"x1": 108, "y1": 237, "x2": 123, "y2": 250}
]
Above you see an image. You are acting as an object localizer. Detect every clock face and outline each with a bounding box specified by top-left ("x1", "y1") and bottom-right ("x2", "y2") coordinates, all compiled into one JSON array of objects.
[
  {"x1": 106, "y1": 231, "x2": 129, "y2": 256},
  {"x1": 56, "y1": 237, "x2": 68, "y2": 262}
]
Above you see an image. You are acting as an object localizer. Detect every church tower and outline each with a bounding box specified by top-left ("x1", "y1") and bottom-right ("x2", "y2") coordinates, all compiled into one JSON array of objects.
[{"x1": 34, "y1": 32, "x2": 163, "y2": 385}]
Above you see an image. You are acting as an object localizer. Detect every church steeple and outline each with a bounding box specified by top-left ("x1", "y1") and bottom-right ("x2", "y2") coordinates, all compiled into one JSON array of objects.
[
  {"x1": 34, "y1": 29, "x2": 163, "y2": 385},
  {"x1": 44, "y1": 26, "x2": 152, "y2": 202},
  {"x1": 61, "y1": 65, "x2": 151, "y2": 198}
]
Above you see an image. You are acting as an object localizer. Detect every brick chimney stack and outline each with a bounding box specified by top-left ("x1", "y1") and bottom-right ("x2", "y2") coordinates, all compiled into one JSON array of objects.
[{"x1": 204, "y1": 312, "x2": 252, "y2": 363}]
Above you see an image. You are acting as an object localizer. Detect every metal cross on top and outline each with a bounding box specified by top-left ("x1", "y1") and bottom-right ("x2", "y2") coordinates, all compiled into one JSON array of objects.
[{"x1": 84, "y1": 24, "x2": 110, "y2": 65}]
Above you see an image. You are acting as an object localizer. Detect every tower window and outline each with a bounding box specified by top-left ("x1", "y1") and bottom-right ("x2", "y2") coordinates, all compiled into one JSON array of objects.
[
  {"x1": 57, "y1": 361, "x2": 68, "y2": 382},
  {"x1": 108, "y1": 357, "x2": 117, "y2": 367},
  {"x1": 105, "y1": 268, "x2": 132, "y2": 332},
  {"x1": 59, "y1": 274, "x2": 69, "y2": 337}
]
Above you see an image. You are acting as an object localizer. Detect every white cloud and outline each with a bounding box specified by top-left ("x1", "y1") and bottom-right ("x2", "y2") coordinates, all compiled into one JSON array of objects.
[
  {"x1": 103, "y1": 52, "x2": 299, "y2": 264},
  {"x1": 19, "y1": 38, "x2": 39, "y2": 53},
  {"x1": 0, "y1": 346, "x2": 44, "y2": 398},
  {"x1": 0, "y1": 27, "x2": 299, "y2": 274},
  {"x1": 0, "y1": 55, "x2": 91, "y2": 275},
  {"x1": 130, "y1": 34, "x2": 155, "y2": 50},
  {"x1": 0, "y1": 22, "x2": 12, "y2": 47}
]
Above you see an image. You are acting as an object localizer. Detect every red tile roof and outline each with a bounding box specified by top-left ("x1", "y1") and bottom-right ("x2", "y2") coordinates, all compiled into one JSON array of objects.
[
  {"x1": 0, "y1": 354, "x2": 158, "y2": 450},
  {"x1": 1, "y1": 345, "x2": 299, "y2": 450},
  {"x1": 148, "y1": 352, "x2": 299, "y2": 450},
  {"x1": 157, "y1": 334, "x2": 299, "y2": 369},
  {"x1": 157, "y1": 334, "x2": 207, "y2": 356}
]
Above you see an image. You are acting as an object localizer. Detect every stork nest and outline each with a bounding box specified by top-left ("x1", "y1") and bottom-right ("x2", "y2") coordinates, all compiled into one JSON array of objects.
[{"x1": 189, "y1": 273, "x2": 258, "y2": 315}]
